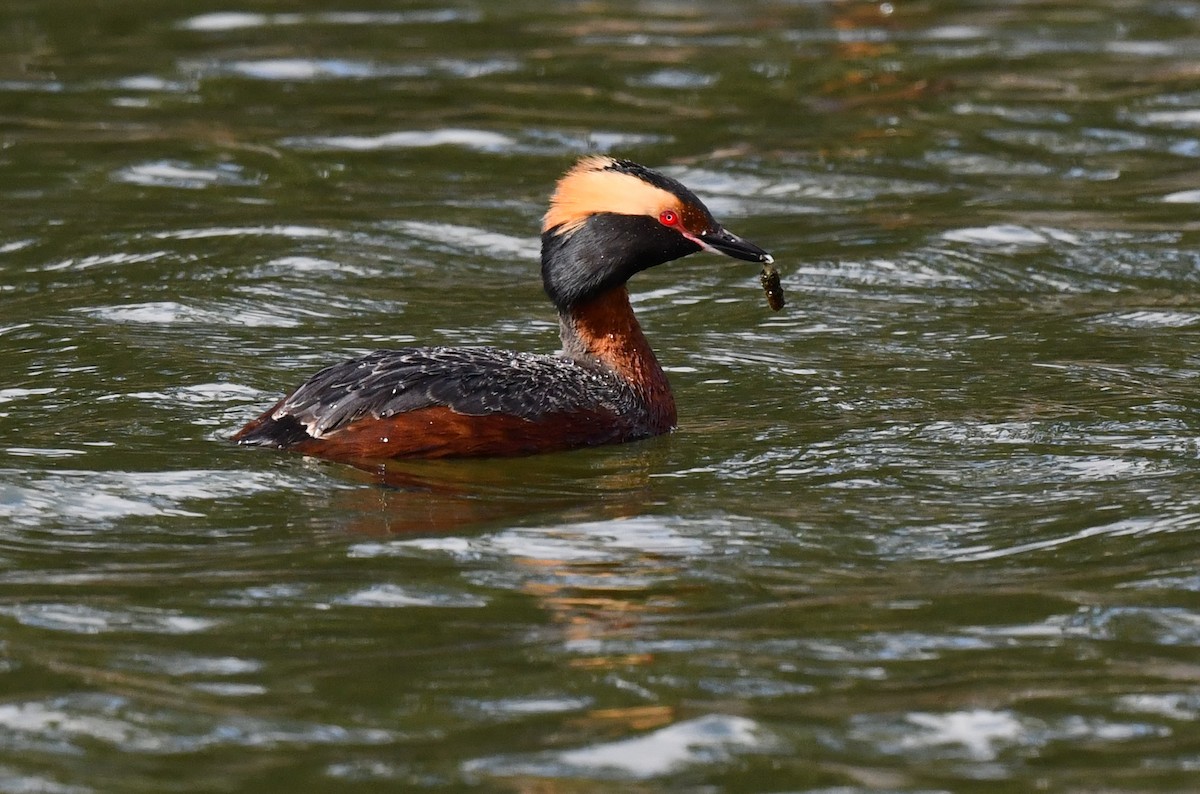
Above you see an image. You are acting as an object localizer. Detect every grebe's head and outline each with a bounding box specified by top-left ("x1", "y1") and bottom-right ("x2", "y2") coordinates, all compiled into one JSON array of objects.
[{"x1": 540, "y1": 156, "x2": 772, "y2": 312}]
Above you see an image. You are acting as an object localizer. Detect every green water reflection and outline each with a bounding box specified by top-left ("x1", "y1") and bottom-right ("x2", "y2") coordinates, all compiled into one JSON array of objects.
[{"x1": 1, "y1": 1, "x2": 1199, "y2": 791}]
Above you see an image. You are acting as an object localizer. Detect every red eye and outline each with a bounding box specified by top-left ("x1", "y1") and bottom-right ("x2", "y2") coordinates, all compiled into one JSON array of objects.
[{"x1": 659, "y1": 209, "x2": 679, "y2": 227}]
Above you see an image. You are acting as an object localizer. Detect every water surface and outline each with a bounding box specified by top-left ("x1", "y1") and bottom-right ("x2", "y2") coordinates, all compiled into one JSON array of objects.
[{"x1": 2, "y1": 1, "x2": 1200, "y2": 791}]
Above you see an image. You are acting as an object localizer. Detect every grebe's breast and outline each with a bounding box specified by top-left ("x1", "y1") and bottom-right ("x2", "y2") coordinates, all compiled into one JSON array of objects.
[{"x1": 234, "y1": 347, "x2": 657, "y2": 459}]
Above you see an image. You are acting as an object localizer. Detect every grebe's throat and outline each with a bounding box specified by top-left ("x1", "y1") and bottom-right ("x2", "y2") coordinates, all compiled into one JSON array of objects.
[{"x1": 559, "y1": 286, "x2": 676, "y2": 432}]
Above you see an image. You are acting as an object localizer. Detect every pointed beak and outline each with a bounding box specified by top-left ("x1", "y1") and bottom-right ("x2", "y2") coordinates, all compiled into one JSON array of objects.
[{"x1": 698, "y1": 226, "x2": 773, "y2": 264}]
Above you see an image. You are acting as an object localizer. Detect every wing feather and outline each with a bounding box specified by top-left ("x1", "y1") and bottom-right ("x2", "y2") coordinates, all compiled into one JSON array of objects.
[{"x1": 263, "y1": 347, "x2": 637, "y2": 439}]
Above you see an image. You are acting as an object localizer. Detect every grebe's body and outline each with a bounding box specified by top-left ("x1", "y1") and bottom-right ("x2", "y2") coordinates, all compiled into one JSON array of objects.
[{"x1": 234, "y1": 156, "x2": 771, "y2": 461}]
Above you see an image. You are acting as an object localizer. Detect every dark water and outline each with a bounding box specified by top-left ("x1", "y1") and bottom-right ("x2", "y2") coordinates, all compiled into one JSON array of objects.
[{"x1": 2, "y1": 1, "x2": 1200, "y2": 791}]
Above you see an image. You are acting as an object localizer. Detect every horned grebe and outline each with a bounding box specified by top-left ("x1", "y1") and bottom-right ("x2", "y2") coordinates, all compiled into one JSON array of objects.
[{"x1": 233, "y1": 156, "x2": 772, "y2": 460}]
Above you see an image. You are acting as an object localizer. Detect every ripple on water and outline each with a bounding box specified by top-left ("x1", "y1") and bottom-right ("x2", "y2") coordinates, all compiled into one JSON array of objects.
[
  {"x1": 4, "y1": 447, "x2": 85, "y2": 460},
  {"x1": 0, "y1": 694, "x2": 393, "y2": 754},
  {"x1": 521, "y1": 129, "x2": 673, "y2": 154},
  {"x1": 464, "y1": 714, "x2": 768, "y2": 781},
  {"x1": 390, "y1": 221, "x2": 538, "y2": 261},
  {"x1": 1162, "y1": 189, "x2": 1200, "y2": 203},
  {"x1": 0, "y1": 468, "x2": 333, "y2": 530},
  {"x1": 199, "y1": 125, "x2": 670, "y2": 158},
  {"x1": 115, "y1": 653, "x2": 262, "y2": 677},
  {"x1": 40, "y1": 250, "x2": 172, "y2": 273},
  {"x1": 112, "y1": 160, "x2": 260, "y2": 190},
  {"x1": 331, "y1": 583, "x2": 487, "y2": 609},
  {"x1": 281, "y1": 128, "x2": 517, "y2": 152},
  {"x1": 801, "y1": 630, "x2": 997, "y2": 664},
  {"x1": 671, "y1": 166, "x2": 946, "y2": 218},
  {"x1": 112, "y1": 75, "x2": 187, "y2": 93},
  {"x1": 629, "y1": 69, "x2": 717, "y2": 89},
  {"x1": 1117, "y1": 693, "x2": 1200, "y2": 722},
  {"x1": 940, "y1": 224, "x2": 1055, "y2": 247},
  {"x1": 76, "y1": 301, "x2": 305, "y2": 328},
  {"x1": 802, "y1": 228, "x2": 1194, "y2": 293},
  {"x1": 0, "y1": 239, "x2": 35, "y2": 255},
  {"x1": 964, "y1": 603, "x2": 1200, "y2": 651},
  {"x1": 349, "y1": 515, "x2": 777, "y2": 598},
  {"x1": 1064, "y1": 605, "x2": 1200, "y2": 646},
  {"x1": 938, "y1": 507, "x2": 1200, "y2": 564},
  {"x1": 982, "y1": 127, "x2": 1160, "y2": 158},
  {"x1": 181, "y1": 52, "x2": 518, "y2": 82},
  {"x1": 0, "y1": 766, "x2": 85, "y2": 794},
  {"x1": 177, "y1": 10, "x2": 476, "y2": 32},
  {"x1": 1126, "y1": 108, "x2": 1200, "y2": 128},
  {"x1": 351, "y1": 515, "x2": 725, "y2": 565},
  {"x1": 926, "y1": 147, "x2": 1058, "y2": 177},
  {"x1": 457, "y1": 696, "x2": 593, "y2": 720},
  {"x1": 950, "y1": 101, "x2": 1073, "y2": 125},
  {"x1": 149, "y1": 225, "x2": 338, "y2": 242},
  {"x1": 849, "y1": 708, "x2": 1169, "y2": 764},
  {"x1": 0, "y1": 478, "x2": 197, "y2": 526},
  {"x1": 1086, "y1": 310, "x2": 1200, "y2": 329},
  {"x1": 118, "y1": 382, "x2": 263, "y2": 407},
  {"x1": 0, "y1": 387, "x2": 56, "y2": 404},
  {"x1": 0, "y1": 604, "x2": 214, "y2": 635},
  {"x1": 247, "y1": 255, "x2": 385, "y2": 280},
  {"x1": 789, "y1": 255, "x2": 977, "y2": 291},
  {"x1": 852, "y1": 709, "x2": 1025, "y2": 762},
  {"x1": 211, "y1": 578, "x2": 489, "y2": 611}
]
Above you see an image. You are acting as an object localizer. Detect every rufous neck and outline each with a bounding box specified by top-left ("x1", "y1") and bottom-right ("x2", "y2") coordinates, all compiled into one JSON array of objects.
[{"x1": 559, "y1": 287, "x2": 676, "y2": 431}]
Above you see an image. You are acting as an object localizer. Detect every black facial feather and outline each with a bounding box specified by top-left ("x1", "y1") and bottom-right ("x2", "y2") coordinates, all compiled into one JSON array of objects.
[{"x1": 542, "y1": 213, "x2": 701, "y2": 311}]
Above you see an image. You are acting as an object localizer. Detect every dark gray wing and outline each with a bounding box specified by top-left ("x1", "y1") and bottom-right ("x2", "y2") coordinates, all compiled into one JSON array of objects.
[{"x1": 272, "y1": 346, "x2": 635, "y2": 437}]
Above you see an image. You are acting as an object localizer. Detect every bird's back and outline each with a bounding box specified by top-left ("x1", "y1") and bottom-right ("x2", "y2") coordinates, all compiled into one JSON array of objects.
[{"x1": 234, "y1": 347, "x2": 654, "y2": 459}]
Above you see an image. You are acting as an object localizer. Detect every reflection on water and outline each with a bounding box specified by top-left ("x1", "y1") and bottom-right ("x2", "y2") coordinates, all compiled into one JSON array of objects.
[{"x1": 2, "y1": 0, "x2": 1200, "y2": 791}]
